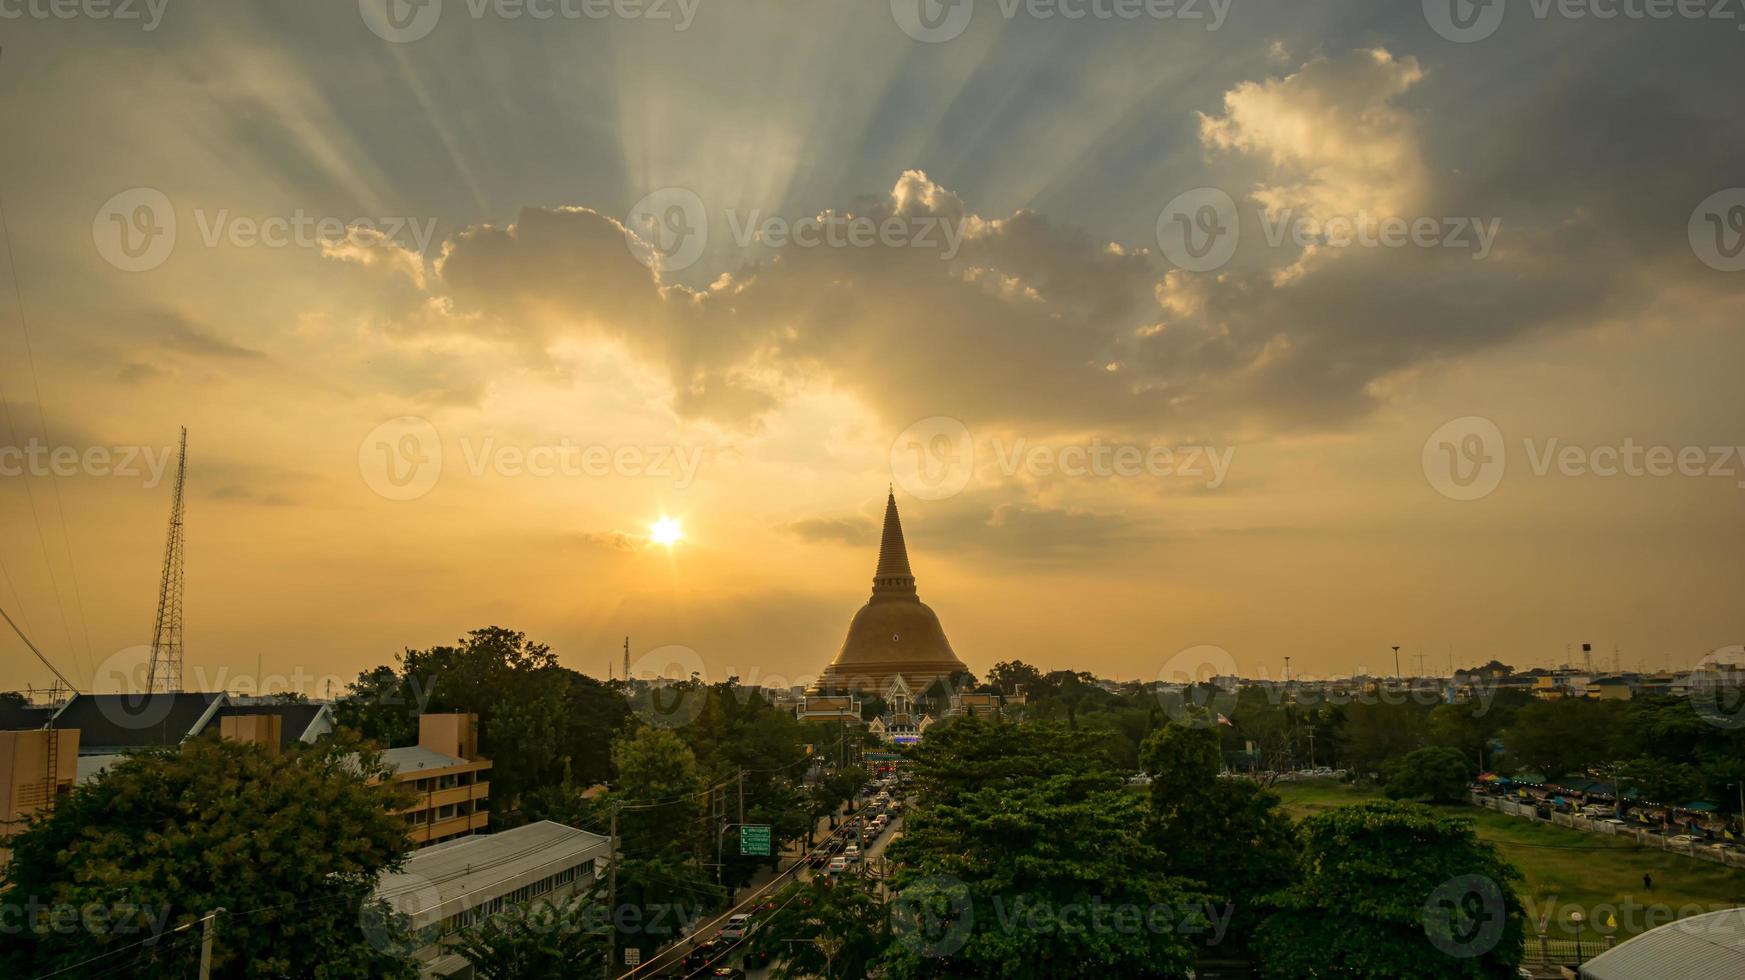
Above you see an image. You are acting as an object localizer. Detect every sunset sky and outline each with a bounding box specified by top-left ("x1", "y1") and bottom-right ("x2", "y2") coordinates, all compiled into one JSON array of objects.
[{"x1": 0, "y1": 2, "x2": 1742, "y2": 695}]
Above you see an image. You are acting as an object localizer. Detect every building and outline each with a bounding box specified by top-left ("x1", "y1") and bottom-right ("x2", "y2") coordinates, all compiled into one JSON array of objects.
[
  {"x1": 0, "y1": 727, "x2": 80, "y2": 867},
  {"x1": 373, "y1": 820, "x2": 613, "y2": 978},
  {"x1": 794, "y1": 694, "x2": 862, "y2": 725},
  {"x1": 381, "y1": 713, "x2": 492, "y2": 848},
  {"x1": 1579, "y1": 907, "x2": 1745, "y2": 979},
  {"x1": 813, "y1": 491, "x2": 970, "y2": 695}
]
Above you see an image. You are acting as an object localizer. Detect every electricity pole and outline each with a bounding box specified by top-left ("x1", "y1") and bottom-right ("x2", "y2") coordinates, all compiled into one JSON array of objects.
[
  {"x1": 197, "y1": 908, "x2": 223, "y2": 980},
  {"x1": 606, "y1": 803, "x2": 618, "y2": 980},
  {"x1": 1392, "y1": 645, "x2": 1402, "y2": 680}
]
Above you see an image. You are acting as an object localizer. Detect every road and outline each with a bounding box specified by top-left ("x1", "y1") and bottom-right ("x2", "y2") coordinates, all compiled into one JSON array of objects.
[{"x1": 618, "y1": 793, "x2": 907, "y2": 979}]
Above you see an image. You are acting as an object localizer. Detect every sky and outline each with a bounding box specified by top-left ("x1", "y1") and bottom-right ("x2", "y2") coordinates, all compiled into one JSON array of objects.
[{"x1": 0, "y1": 0, "x2": 1742, "y2": 696}]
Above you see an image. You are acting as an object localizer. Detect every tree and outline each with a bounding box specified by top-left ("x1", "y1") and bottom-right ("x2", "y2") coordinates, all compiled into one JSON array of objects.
[
  {"x1": 884, "y1": 718, "x2": 1206, "y2": 978},
  {"x1": 1140, "y1": 724, "x2": 1298, "y2": 952},
  {"x1": 611, "y1": 726, "x2": 704, "y2": 861},
  {"x1": 1501, "y1": 699, "x2": 1616, "y2": 781},
  {"x1": 745, "y1": 876, "x2": 890, "y2": 979},
  {"x1": 1385, "y1": 747, "x2": 1477, "y2": 804},
  {"x1": 1336, "y1": 700, "x2": 1431, "y2": 780},
  {"x1": 335, "y1": 664, "x2": 423, "y2": 747},
  {"x1": 448, "y1": 892, "x2": 607, "y2": 979},
  {"x1": 1253, "y1": 801, "x2": 1526, "y2": 979},
  {"x1": 986, "y1": 660, "x2": 1044, "y2": 697},
  {"x1": 0, "y1": 733, "x2": 417, "y2": 979}
]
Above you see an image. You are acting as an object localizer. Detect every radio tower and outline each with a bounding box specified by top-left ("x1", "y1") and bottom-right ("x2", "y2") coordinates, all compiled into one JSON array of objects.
[
  {"x1": 622, "y1": 636, "x2": 631, "y2": 682},
  {"x1": 146, "y1": 428, "x2": 187, "y2": 694}
]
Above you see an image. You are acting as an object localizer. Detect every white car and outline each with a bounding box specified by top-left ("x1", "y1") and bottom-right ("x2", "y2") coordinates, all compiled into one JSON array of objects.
[
  {"x1": 827, "y1": 856, "x2": 847, "y2": 874},
  {"x1": 721, "y1": 913, "x2": 752, "y2": 940},
  {"x1": 844, "y1": 844, "x2": 861, "y2": 862}
]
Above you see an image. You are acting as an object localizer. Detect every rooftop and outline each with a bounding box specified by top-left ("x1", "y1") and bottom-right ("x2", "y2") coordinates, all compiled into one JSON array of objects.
[
  {"x1": 380, "y1": 745, "x2": 473, "y2": 774},
  {"x1": 374, "y1": 820, "x2": 612, "y2": 931},
  {"x1": 1581, "y1": 907, "x2": 1745, "y2": 980}
]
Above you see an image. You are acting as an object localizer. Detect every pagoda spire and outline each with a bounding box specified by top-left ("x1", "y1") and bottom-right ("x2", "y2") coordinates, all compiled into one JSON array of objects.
[{"x1": 872, "y1": 490, "x2": 917, "y2": 598}]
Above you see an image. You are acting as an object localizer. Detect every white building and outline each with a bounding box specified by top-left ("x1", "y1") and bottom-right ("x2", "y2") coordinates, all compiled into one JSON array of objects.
[{"x1": 373, "y1": 820, "x2": 614, "y2": 978}]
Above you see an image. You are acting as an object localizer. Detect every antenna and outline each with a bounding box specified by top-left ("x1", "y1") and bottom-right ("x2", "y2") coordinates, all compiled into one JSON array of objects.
[
  {"x1": 622, "y1": 636, "x2": 631, "y2": 683},
  {"x1": 146, "y1": 427, "x2": 187, "y2": 694}
]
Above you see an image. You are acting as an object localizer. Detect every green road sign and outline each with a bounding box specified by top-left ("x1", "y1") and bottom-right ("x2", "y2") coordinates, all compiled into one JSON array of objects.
[{"x1": 740, "y1": 824, "x2": 771, "y2": 856}]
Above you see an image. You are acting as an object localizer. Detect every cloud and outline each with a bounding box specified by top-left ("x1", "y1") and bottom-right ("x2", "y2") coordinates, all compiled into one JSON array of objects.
[{"x1": 1200, "y1": 48, "x2": 1428, "y2": 222}]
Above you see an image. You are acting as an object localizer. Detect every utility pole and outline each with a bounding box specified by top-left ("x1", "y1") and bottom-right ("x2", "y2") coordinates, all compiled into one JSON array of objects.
[
  {"x1": 197, "y1": 908, "x2": 223, "y2": 980},
  {"x1": 1306, "y1": 729, "x2": 1316, "y2": 769},
  {"x1": 1392, "y1": 645, "x2": 1401, "y2": 680},
  {"x1": 1284, "y1": 656, "x2": 1291, "y2": 684},
  {"x1": 605, "y1": 803, "x2": 619, "y2": 980}
]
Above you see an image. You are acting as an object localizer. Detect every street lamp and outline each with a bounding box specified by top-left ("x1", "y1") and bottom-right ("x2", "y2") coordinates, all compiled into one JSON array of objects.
[
  {"x1": 1392, "y1": 645, "x2": 1402, "y2": 680},
  {"x1": 1572, "y1": 910, "x2": 1585, "y2": 962}
]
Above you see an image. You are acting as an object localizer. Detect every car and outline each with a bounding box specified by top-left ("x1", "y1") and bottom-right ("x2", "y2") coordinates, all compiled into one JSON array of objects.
[
  {"x1": 710, "y1": 970, "x2": 746, "y2": 980},
  {"x1": 682, "y1": 939, "x2": 723, "y2": 969},
  {"x1": 721, "y1": 913, "x2": 752, "y2": 940},
  {"x1": 807, "y1": 851, "x2": 828, "y2": 868},
  {"x1": 844, "y1": 843, "x2": 861, "y2": 861},
  {"x1": 828, "y1": 856, "x2": 847, "y2": 874}
]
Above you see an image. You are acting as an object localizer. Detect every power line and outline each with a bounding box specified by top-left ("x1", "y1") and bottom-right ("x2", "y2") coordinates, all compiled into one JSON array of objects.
[
  {"x1": 0, "y1": 602, "x2": 78, "y2": 693},
  {"x1": 0, "y1": 190, "x2": 90, "y2": 686}
]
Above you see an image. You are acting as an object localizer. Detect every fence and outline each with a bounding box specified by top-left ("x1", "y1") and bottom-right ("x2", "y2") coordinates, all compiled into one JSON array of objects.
[
  {"x1": 1524, "y1": 933, "x2": 1609, "y2": 965},
  {"x1": 1470, "y1": 793, "x2": 1745, "y2": 869}
]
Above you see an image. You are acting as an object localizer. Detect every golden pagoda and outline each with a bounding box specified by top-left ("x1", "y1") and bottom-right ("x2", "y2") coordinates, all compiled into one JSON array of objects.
[{"x1": 813, "y1": 491, "x2": 969, "y2": 695}]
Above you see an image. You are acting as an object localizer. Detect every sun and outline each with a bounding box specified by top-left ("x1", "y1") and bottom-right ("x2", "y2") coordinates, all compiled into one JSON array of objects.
[{"x1": 650, "y1": 516, "x2": 684, "y2": 547}]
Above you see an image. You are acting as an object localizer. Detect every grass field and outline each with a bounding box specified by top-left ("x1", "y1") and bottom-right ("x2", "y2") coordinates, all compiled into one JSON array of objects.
[{"x1": 1272, "y1": 779, "x2": 1745, "y2": 942}]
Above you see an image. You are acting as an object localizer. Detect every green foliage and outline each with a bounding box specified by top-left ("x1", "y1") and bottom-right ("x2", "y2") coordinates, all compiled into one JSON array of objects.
[
  {"x1": 0, "y1": 733, "x2": 417, "y2": 979},
  {"x1": 1385, "y1": 746, "x2": 1477, "y2": 804},
  {"x1": 1253, "y1": 801, "x2": 1526, "y2": 979},
  {"x1": 448, "y1": 892, "x2": 607, "y2": 979},
  {"x1": 746, "y1": 876, "x2": 891, "y2": 979},
  {"x1": 339, "y1": 628, "x2": 633, "y2": 820},
  {"x1": 611, "y1": 727, "x2": 704, "y2": 861},
  {"x1": 885, "y1": 718, "x2": 1205, "y2": 978},
  {"x1": 1140, "y1": 725, "x2": 1298, "y2": 952}
]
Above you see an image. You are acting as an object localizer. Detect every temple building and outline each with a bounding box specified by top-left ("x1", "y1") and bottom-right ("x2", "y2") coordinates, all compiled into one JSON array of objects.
[{"x1": 812, "y1": 491, "x2": 970, "y2": 696}]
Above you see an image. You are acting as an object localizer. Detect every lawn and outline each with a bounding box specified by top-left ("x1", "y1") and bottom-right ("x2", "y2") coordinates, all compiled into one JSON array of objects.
[{"x1": 1271, "y1": 779, "x2": 1745, "y2": 943}]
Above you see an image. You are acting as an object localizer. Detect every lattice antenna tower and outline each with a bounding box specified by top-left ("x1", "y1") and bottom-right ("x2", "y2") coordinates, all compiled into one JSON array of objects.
[{"x1": 146, "y1": 427, "x2": 187, "y2": 694}]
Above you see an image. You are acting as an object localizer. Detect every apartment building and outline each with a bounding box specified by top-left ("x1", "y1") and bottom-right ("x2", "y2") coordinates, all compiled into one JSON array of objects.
[{"x1": 382, "y1": 713, "x2": 491, "y2": 848}]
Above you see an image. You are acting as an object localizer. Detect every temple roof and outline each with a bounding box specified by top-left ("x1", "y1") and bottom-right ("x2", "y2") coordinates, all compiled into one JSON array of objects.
[
  {"x1": 815, "y1": 491, "x2": 967, "y2": 693},
  {"x1": 871, "y1": 491, "x2": 916, "y2": 597}
]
